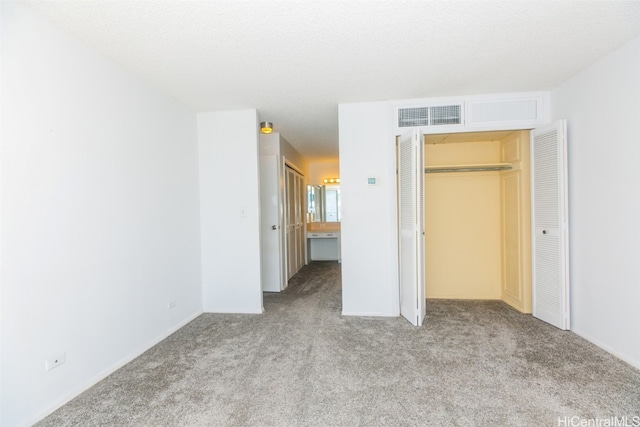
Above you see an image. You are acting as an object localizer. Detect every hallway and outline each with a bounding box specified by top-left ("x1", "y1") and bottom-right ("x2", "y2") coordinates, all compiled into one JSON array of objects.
[{"x1": 37, "y1": 262, "x2": 640, "y2": 426}]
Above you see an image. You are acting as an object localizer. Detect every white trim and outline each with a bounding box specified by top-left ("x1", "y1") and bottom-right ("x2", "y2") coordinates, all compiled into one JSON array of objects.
[
  {"x1": 283, "y1": 157, "x2": 304, "y2": 176},
  {"x1": 166, "y1": 311, "x2": 204, "y2": 335},
  {"x1": 572, "y1": 328, "x2": 640, "y2": 370},
  {"x1": 202, "y1": 308, "x2": 263, "y2": 314},
  {"x1": 341, "y1": 310, "x2": 398, "y2": 317}
]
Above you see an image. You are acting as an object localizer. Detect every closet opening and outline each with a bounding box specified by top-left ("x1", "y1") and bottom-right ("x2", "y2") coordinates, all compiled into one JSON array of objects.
[
  {"x1": 398, "y1": 121, "x2": 570, "y2": 329},
  {"x1": 424, "y1": 130, "x2": 532, "y2": 314}
]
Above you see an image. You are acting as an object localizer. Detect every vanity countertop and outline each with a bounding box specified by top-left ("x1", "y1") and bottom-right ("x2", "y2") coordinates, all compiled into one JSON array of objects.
[{"x1": 307, "y1": 223, "x2": 340, "y2": 232}]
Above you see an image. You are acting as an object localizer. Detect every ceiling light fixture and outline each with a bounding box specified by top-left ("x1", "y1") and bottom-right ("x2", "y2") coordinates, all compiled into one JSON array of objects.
[
  {"x1": 323, "y1": 178, "x2": 340, "y2": 184},
  {"x1": 260, "y1": 122, "x2": 273, "y2": 134}
]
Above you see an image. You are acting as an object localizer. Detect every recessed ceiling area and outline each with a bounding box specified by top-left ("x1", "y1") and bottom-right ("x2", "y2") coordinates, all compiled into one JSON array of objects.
[{"x1": 21, "y1": 0, "x2": 640, "y2": 160}]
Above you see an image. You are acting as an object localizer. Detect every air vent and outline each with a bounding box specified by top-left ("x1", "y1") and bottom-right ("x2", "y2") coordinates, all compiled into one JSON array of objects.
[
  {"x1": 398, "y1": 105, "x2": 461, "y2": 128},
  {"x1": 398, "y1": 107, "x2": 429, "y2": 127},
  {"x1": 430, "y1": 105, "x2": 461, "y2": 125}
]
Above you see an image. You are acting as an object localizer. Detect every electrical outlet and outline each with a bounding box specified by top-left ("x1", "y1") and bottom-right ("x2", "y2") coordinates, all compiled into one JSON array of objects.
[
  {"x1": 167, "y1": 300, "x2": 176, "y2": 310},
  {"x1": 45, "y1": 353, "x2": 66, "y2": 372}
]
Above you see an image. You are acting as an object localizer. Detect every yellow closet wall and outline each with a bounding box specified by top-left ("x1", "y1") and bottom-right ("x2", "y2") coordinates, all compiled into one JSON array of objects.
[
  {"x1": 424, "y1": 131, "x2": 532, "y2": 312},
  {"x1": 425, "y1": 141, "x2": 502, "y2": 299}
]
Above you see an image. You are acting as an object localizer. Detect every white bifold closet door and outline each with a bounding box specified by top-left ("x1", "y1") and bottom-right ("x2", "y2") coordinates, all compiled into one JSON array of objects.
[
  {"x1": 398, "y1": 129, "x2": 426, "y2": 326},
  {"x1": 531, "y1": 120, "x2": 570, "y2": 330},
  {"x1": 285, "y1": 165, "x2": 305, "y2": 280}
]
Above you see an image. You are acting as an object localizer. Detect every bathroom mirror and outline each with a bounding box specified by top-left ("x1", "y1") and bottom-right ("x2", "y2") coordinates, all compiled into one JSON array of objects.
[{"x1": 308, "y1": 184, "x2": 340, "y2": 222}]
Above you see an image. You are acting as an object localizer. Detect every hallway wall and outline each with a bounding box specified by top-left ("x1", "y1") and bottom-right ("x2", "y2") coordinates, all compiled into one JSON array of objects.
[
  {"x1": 198, "y1": 110, "x2": 263, "y2": 314},
  {"x1": 338, "y1": 102, "x2": 399, "y2": 316}
]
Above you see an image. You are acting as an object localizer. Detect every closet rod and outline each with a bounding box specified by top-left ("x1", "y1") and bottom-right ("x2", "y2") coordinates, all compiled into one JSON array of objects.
[{"x1": 424, "y1": 165, "x2": 512, "y2": 173}]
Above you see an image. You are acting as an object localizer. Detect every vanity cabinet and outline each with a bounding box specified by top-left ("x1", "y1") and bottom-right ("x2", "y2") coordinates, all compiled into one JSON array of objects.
[{"x1": 307, "y1": 231, "x2": 341, "y2": 262}]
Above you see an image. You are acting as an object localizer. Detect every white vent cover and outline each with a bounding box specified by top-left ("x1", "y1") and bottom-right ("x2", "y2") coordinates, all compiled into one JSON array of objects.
[
  {"x1": 398, "y1": 107, "x2": 429, "y2": 127},
  {"x1": 467, "y1": 98, "x2": 539, "y2": 126},
  {"x1": 398, "y1": 105, "x2": 461, "y2": 128},
  {"x1": 430, "y1": 105, "x2": 461, "y2": 125}
]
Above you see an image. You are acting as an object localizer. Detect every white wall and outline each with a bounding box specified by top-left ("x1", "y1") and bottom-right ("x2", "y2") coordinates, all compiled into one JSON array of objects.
[
  {"x1": 551, "y1": 35, "x2": 640, "y2": 368},
  {"x1": 338, "y1": 102, "x2": 399, "y2": 316},
  {"x1": 0, "y1": 3, "x2": 203, "y2": 426},
  {"x1": 198, "y1": 110, "x2": 263, "y2": 313},
  {"x1": 280, "y1": 134, "x2": 308, "y2": 175},
  {"x1": 260, "y1": 132, "x2": 307, "y2": 174}
]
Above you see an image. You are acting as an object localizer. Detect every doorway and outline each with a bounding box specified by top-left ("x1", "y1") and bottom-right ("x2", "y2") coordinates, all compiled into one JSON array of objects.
[{"x1": 258, "y1": 149, "x2": 306, "y2": 293}]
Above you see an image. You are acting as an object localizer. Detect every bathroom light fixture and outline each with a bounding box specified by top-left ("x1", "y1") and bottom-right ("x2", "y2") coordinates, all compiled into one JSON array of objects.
[
  {"x1": 323, "y1": 178, "x2": 340, "y2": 184},
  {"x1": 260, "y1": 122, "x2": 273, "y2": 134}
]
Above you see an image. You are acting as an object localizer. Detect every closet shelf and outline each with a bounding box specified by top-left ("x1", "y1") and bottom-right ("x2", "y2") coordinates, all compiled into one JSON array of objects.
[{"x1": 424, "y1": 163, "x2": 512, "y2": 174}]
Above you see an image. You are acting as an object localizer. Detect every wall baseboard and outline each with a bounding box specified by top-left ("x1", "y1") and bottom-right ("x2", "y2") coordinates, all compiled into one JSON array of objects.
[
  {"x1": 202, "y1": 307, "x2": 263, "y2": 314},
  {"x1": 166, "y1": 311, "x2": 202, "y2": 335},
  {"x1": 572, "y1": 328, "x2": 640, "y2": 370},
  {"x1": 26, "y1": 310, "x2": 203, "y2": 427},
  {"x1": 341, "y1": 310, "x2": 398, "y2": 317}
]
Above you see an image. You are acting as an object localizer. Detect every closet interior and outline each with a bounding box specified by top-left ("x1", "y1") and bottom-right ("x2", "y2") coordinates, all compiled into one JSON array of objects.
[{"x1": 424, "y1": 130, "x2": 532, "y2": 313}]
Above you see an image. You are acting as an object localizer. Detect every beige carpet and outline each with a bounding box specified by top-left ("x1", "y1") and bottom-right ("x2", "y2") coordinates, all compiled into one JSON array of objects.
[{"x1": 36, "y1": 261, "x2": 640, "y2": 426}]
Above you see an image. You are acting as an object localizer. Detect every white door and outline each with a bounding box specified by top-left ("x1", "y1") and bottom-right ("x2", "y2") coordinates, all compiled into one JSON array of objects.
[
  {"x1": 398, "y1": 129, "x2": 426, "y2": 326},
  {"x1": 531, "y1": 120, "x2": 570, "y2": 330},
  {"x1": 259, "y1": 155, "x2": 283, "y2": 292}
]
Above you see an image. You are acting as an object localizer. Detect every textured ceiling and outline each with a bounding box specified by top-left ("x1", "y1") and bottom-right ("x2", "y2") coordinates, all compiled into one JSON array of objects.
[{"x1": 22, "y1": 0, "x2": 640, "y2": 160}]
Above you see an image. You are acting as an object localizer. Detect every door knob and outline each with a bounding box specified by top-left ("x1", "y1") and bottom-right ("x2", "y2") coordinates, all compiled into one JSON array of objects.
[{"x1": 272, "y1": 225, "x2": 277, "y2": 230}]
